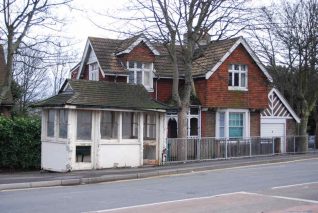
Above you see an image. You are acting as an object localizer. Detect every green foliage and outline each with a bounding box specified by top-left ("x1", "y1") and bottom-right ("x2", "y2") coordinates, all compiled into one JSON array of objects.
[{"x1": 0, "y1": 116, "x2": 41, "y2": 170}]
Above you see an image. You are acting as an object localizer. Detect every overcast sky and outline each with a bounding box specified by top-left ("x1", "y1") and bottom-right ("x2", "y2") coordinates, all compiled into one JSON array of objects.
[{"x1": 63, "y1": 0, "x2": 272, "y2": 53}]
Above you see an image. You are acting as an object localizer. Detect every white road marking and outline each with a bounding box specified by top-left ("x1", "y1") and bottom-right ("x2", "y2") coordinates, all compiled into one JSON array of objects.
[
  {"x1": 271, "y1": 181, "x2": 318, "y2": 190},
  {"x1": 241, "y1": 192, "x2": 318, "y2": 204},
  {"x1": 82, "y1": 191, "x2": 247, "y2": 213}
]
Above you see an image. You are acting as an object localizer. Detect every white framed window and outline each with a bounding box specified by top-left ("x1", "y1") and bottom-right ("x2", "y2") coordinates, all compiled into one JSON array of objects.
[
  {"x1": 216, "y1": 109, "x2": 249, "y2": 139},
  {"x1": 100, "y1": 111, "x2": 118, "y2": 139},
  {"x1": 47, "y1": 110, "x2": 55, "y2": 137},
  {"x1": 77, "y1": 111, "x2": 92, "y2": 140},
  {"x1": 46, "y1": 109, "x2": 68, "y2": 139},
  {"x1": 122, "y1": 112, "x2": 138, "y2": 139},
  {"x1": 187, "y1": 106, "x2": 201, "y2": 138},
  {"x1": 59, "y1": 110, "x2": 68, "y2": 139},
  {"x1": 127, "y1": 61, "x2": 153, "y2": 90},
  {"x1": 89, "y1": 62, "x2": 99, "y2": 81},
  {"x1": 228, "y1": 64, "x2": 247, "y2": 91},
  {"x1": 144, "y1": 113, "x2": 156, "y2": 140}
]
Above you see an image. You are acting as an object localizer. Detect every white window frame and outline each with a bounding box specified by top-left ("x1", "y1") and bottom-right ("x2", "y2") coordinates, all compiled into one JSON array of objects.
[
  {"x1": 216, "y1": 109, "x2": 250, "y2": 139},
  {"x1": 45, "y1": 109, "x2": 68, "y2": 141},
  {"x1": 187, "y1": 106, "x2": 201, "y2": 138},
  {"x1": 144, "y1": 113, "x2": 156, "y2": 140},
  {"x1": 127, "y1": 61, "x2": 154, "y2": 91},
  {"x1": 228, "y1": 64, "x2": 248, "y2": 91},
  {"x1": 88, "y1": 62, "x2": 99, "y2": 81}
]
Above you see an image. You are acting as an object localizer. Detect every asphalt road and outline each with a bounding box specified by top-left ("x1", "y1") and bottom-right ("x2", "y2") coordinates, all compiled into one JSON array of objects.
[{"x1": 1, "y1": 158, "x2": 318, "y2": 213}]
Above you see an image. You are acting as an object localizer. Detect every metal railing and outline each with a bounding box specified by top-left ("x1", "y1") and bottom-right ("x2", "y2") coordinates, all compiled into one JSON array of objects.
[{"x1": 164, "y1": 135, "x2": 316, "y2": 163}]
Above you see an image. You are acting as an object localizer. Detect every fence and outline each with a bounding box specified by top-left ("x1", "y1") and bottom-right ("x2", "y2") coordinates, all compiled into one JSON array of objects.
[{"x1": 164, "y1": 135, "x2": 316, "y2": 163}]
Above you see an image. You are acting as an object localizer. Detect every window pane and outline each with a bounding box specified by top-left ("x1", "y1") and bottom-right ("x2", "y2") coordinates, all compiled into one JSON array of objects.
[
  {"x1": 190, "y1": 118, "x2": 198, "y2": 136},
  {"x1": 234, "y1": 64, "x2": 239, "y2": 70},
  {"x1": 228, "y1": 72, "x2": 232, "y2": 86},
  {"x1": 241, "y1": 73, "x2": 246, "y2": 87},
  {"x1": 137, "y1": 61, "x2": 142, "y2": 69},
  {"x1": 241, "y1": 65, "x2": 246, "y2": 71},
  {"x1": 234, "y1": 73, "x2": 239, "y2": 86},
  {"x1": 59, "y1": 110, "x2": 68, "y2": 139},
  {"x1": 76, "y1": 146, "x2": 91, "y2": 162},
  {"x1": 47, "y1": 110, "x2": 55, "y2": 137},
  {"x1": 144, "y1": 63, "x2": 151, "y2": 69},
  {"x1": 229, "y1": 112, "x2": 244, "y2": 138},
  {"x1": 122, "y1": 112, "x2": 138, "y2": 139},
  {"x1": 229, "y1": 127, "x2": 243, "y2": 138},
  {"x1": 144, "y1": 114, "x2": 156, "y2": 139},
  {"x1": 101, "y1": 111, "x2": 117, "y2": 139},
  {"x1": 137, "y1": 71, "x2": 142, "y2": 84},
  {"x1": 190, "y1": 107, "x2": 199, "y2": 115},
  {"x1": 144, "y1": 71, "x2": 150, "y2": 87},
  {"x1": 77, "y1": 111, "x2": 92, "y2": 140},
  {"x1": 129, "y1": 71, "x2": 134, "y2": 84},
  {"x1": 129, "y1": 61, "x2": 134, "y2": 68},
  {"x1": 219, "y1": 112, "x2": 225, "y2": 138}
]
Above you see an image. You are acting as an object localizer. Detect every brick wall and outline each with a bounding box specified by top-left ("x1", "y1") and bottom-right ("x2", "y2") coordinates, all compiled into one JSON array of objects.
[
  {"x1": 250, "y1": 111, "x2": 260, "y2": 137},
  {"x1": 205, "y1": 110, "x2": 216, "y2": 137},
  {"x1": 120, "y1": 41, "x2": 155, "y2": 63},
  {"x1": 204, "y1": 44, "x2": 269, "y2": 109}
]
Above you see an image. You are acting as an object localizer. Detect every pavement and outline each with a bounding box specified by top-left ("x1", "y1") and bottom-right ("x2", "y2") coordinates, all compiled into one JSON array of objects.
[{"x1": 1, "y1": 152, "x2": 317, "y2": 191}]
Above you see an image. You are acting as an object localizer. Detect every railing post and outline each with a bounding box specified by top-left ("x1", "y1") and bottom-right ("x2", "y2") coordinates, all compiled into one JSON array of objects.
[
  {"x1": 249, "y1": 138, "x2": 252, "y2": 157},
  {"x1": 225, "y1": 139, "x2": 228, "y2": 159},
  {"x1": 185, "y1": 138, "x2": 187, "y2": 161},
  {"x1": 293, "y1": 136, "x2": 296, "y2": 153},
  {"x1": 272, "y1": 137, "x2": 275, "y2": 155}
]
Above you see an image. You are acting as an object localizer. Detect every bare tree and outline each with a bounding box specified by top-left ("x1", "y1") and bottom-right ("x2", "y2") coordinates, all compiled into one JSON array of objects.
[
  {"x1": 13, "y1": 48, "x2": 50, "y2": 113},
  {"x1": 0, "y1": 0, "x2": 73, "y2": 107},
  {"x1": 250, "y1": 0, "x2": 318, "y2": 151},
  {"x1": 117, "y1": 0, "x2": 249, "y2": 160}
]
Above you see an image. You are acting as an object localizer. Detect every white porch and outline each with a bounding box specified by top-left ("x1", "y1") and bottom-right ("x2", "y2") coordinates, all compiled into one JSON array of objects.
[{"x1": 41, "y1": 108, "x2": 166, "y2": 172}]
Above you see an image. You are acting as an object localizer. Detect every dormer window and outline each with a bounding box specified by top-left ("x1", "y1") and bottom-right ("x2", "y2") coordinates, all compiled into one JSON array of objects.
[
  {"x1": 89, "y1": 62, "x2": 99, "y2": 81},
  {"x1": 128, "y1": 61, "x2": 153, "y2": 91},
  {"x1": 228, "y1": 64, "x2": 247, "y2": 91}
]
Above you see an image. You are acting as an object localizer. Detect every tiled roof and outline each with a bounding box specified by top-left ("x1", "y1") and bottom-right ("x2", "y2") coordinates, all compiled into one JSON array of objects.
[
  {"x1": 35, "y1": 79, "x2": 167, "y2": 111},
  {"x1": 87, "y1": 35, "x2": 241, "y2": 78},
  {"x1": 0, "y1": 45, "x2": 13, "y2": 105},
  {"x1": 88, "y1": 37, "x2": 127, "y2": 74},
  {"x1": 192, "y1": 37, "x2": 240, "y2": 76}
]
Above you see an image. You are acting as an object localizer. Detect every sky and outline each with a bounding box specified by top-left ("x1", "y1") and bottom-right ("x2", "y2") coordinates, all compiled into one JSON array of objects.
[{"x1": 63, "y1": 0, "x2": 272, "y2": 54}]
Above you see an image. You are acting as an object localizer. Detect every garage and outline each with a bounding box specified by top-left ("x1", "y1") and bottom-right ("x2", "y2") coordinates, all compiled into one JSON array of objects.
[{"x1": 261, "y1": 88, "x2": 300, "y2": 153}]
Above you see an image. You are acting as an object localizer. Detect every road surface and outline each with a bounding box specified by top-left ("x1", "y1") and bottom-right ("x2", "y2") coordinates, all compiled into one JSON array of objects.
[{"x1": 1, "y1": 158, "x2": 318, "y2": 212}]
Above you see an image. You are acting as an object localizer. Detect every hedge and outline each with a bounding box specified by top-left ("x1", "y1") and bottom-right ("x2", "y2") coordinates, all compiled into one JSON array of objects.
[{"x1": 0, "y1": 116, "x2": 41, "y2": 170}]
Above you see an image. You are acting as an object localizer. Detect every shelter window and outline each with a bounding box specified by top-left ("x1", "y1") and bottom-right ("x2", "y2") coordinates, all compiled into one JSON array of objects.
[
  {"x1": 122, "y1": 112, "x2": 138, "y2": 139},
  {"x1": 144, "y1": 113, "x2": 156, "y2": 140},
  {"x1": 59, "y1": 110, "x2": 68, "y2": 139},
  {"x1": 100, "y1": 111, "x2": 118, "y2": 139},
  {"x1": 77, "y1": 111, "x2": 92, "y2": 140},
  {"x1": 47, "y1": 110, "x2": 55, "y2": 137}
]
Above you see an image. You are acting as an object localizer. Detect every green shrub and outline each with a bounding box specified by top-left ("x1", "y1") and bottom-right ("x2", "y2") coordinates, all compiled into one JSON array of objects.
[{"x1": 0, "y1": 116, "x2": 41, "y2": 170}]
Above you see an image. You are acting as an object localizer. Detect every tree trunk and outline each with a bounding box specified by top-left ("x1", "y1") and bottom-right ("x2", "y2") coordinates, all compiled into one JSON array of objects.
[
  {"x1": 314, "y1": 107, "x2": 318, "y2": 149},
  {"x1": 177, "y1": 105, "x2": 188, "y2": 161},
  {"x1": 298, "y1": 114, "x2": 309, "y2": 152}
]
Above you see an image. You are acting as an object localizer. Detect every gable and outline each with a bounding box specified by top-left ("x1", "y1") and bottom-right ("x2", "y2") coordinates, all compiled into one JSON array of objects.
[
  {"x1": 116, "y1": 35, "x2": 160, "y2": 56},
  {"x1": 261, "y1": 88, "x2": 300, "y2": 123},
  {"x1": 122, "y1": 41, "x2": 156, "y2": 63},
  {"x1": 205, "y1": 37, "x2": 273, "y2": 82}
]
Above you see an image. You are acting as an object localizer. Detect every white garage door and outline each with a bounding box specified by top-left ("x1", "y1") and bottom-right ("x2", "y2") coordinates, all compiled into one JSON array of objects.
[{"x1": 261, "y1": 123, "x2": 285, "y2": 137}]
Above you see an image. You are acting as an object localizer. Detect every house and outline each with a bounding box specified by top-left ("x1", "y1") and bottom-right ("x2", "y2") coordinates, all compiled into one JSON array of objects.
[
  {"x1": 0, "y1": 45, "x2": 13, "y2": 117},
  {"x1": 37, "y1": 34, "x2": 300, "y2": 171}
]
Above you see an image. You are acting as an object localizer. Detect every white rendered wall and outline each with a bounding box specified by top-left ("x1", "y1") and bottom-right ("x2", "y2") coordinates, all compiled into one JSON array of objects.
[
  {"x1": 42, "y1": 141, "x2": 69, "y2": 172},
  {"x1": 97, "y1": 143, "x2": 141, "y2": 168}
]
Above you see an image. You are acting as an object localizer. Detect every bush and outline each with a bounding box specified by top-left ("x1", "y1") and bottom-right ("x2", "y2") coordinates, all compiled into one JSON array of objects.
[{"x1": 0, "y1": 116, "x2": 41, "y2": 170}]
